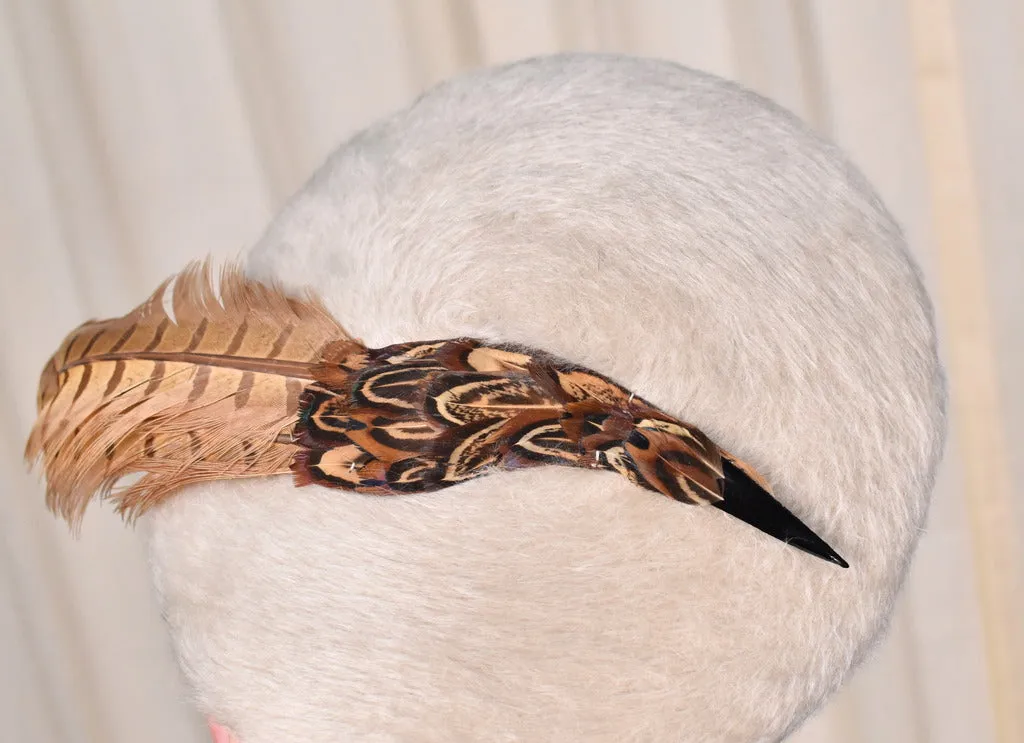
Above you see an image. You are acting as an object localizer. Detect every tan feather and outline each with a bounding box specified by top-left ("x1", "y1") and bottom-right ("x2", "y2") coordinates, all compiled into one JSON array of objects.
[{"x1": 25, "y1": 262, "x2": 358, "y2": 527}]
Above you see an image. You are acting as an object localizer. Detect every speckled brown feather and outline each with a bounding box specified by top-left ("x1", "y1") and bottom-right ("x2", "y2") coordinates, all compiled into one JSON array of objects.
[
  {"x1": 26, "y1": 266, "x2": 846, "y2": 566},
  {"x1": 296, "y1": 340, "x2": 730, "y2": 506},
  {"x1": 290, "y1": 339, "x2": 847, "y2": 565}
]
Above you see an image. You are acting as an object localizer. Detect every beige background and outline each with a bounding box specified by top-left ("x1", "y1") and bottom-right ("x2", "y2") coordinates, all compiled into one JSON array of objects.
[{"x1": 1, "y1": 2, "x2": 1021, "y2": 742}]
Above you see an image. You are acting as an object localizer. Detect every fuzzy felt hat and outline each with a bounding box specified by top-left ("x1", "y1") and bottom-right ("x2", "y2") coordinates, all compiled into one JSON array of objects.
[{"x1": 33, "y1": 54, "x2": 945, "y2": 742}]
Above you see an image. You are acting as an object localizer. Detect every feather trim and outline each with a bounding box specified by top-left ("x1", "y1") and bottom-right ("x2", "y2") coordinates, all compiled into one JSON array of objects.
[
  {"x1": 25, "y1": 269, "x2": 846, "y2": 566},
  {"x1": 25, "y1": 262, "x2": 357, "y2": 527}
]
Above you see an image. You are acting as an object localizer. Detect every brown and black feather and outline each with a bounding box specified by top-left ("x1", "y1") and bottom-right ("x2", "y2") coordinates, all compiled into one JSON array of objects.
[{"x1": 26, "y1": 264, "x2": 847, "y2": 566}]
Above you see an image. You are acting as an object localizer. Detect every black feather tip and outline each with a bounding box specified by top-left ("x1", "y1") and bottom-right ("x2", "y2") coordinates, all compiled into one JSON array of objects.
[{"x1": 713, "y1": 459, "x2": 849, "y2": 568}]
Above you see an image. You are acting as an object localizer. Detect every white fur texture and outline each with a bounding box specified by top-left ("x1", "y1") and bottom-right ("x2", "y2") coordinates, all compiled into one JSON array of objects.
[{"x1": 146, "y1": 54, "x2": 946, "y2": 742}]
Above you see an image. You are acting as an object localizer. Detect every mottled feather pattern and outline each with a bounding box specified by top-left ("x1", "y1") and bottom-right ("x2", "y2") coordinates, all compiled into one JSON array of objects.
[
  {"x1": 27, "y1": 265, "x2": 846, "y2": 565},
  {"x1": 291, "y1": 339, "x2": 729, "y2": 503}
]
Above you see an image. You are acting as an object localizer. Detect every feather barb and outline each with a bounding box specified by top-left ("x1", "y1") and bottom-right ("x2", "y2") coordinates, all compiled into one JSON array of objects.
[{"x1": 24, "y1": 261, "x2": 356, "y2": 528}]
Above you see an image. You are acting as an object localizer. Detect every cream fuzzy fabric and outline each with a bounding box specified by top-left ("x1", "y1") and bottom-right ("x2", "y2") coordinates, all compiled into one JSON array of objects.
[{"x1": 146, "y1": 54, "x2": 946, "y2": 742}]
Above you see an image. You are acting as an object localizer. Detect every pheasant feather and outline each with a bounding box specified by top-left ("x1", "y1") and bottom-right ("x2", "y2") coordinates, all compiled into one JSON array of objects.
[
  {"x1": 26, "y1": 263, "x2": 354, "y2": 526},
  {"x1": 26, "y1": 264, "x2": 847, "y2": 566}
]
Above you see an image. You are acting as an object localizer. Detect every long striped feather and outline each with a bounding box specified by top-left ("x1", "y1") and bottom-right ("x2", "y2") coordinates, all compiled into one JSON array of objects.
[{"x1": 25, "y1": 262, "x2": 359, "y2": 527}]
